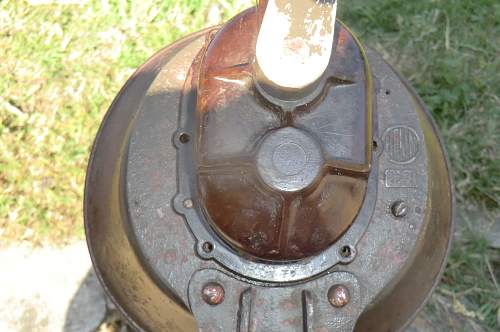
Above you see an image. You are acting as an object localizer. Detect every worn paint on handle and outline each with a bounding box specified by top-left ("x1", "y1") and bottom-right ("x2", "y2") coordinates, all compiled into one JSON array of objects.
[{"x1": 256, "y1": 0, "x2": 337, "y2": 89}]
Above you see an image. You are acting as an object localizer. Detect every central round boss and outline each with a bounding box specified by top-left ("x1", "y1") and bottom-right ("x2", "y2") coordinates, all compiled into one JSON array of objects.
[{"x1": 256, "y1": 127, "x2": 323, "y2": 192}]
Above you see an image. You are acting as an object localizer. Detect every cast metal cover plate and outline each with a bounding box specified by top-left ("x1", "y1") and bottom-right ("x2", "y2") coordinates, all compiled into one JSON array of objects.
[{"x1": 85, "y1": 7, "x2": 453, "y2": 332}]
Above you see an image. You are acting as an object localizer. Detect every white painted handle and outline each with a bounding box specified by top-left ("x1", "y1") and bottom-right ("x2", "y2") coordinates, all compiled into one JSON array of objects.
[{"x1": 256, "y1": 0, "x2": 337, "y2": 89}]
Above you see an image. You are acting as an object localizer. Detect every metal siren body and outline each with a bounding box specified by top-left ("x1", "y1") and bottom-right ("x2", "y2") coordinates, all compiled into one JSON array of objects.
[{"x1": 84, "y1": 3, "x2": 453, "y2": 332}]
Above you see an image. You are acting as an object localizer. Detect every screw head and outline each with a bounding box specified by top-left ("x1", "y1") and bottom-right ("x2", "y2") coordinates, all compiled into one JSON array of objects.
[
  {"x1": 328, "y1": 285, "x2": 350, "y2": 308},
  {"x1": 391, "y1": 200, "x2": 409, "y2": 218},
  {"x1": 202, "y1": 282, "x2": 225, "y2": 305}
]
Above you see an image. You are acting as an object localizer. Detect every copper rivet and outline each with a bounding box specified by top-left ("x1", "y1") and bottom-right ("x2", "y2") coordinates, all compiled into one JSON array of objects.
[
  {"x1": 328, "y1": 285, "x2": 350, "y2": 308},
  {"x1": 202, "y1": 282, "x2": 224, "y2": 305}
]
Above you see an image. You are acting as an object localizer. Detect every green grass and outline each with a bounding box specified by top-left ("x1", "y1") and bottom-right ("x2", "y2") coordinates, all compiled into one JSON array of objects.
[
  {"x1": 0, "y1": 0, "x2": 498, "y2": 330},
  {"x1": 340, "y1": 0, "x2": 500, "y2": 209},
  {"x1": 341, "y1": 2, "x2": 499, "y2": 329},
  {"x1": 0, "y1": 0, "x2": 253, "y2": 243}
]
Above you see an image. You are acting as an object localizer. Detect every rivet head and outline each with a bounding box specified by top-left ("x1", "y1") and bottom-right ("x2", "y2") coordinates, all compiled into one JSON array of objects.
[
  {"x1": 391, "y1": 200, "x2": 409, "y2": 218},
  {"x1": 328, "y1": 285, "x2": 350, "y2": 308},
  {"x1": 183, "y1": 199, "x2": 193, "y2": 209},
  {"x1": 202, "y1": 283, "x2": 224, "y2": 305}
]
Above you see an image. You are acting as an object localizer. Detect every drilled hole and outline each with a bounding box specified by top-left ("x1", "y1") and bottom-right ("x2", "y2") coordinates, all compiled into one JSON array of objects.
[
  {"x1": 385, "y1": 89, "x2": 391, "y2": 95},
  {"x1": 372, "y1": 140, "x2": 378, "y2": 151},
  {"x1": 179, "y1": 133, "x2": 190, "y2": 143},
  {"x1": 202, "y1": 242, "x2": 213, "y2": 253},
  {"x1": 340, "y1": 245, "x2": 352, "y2": 258}
]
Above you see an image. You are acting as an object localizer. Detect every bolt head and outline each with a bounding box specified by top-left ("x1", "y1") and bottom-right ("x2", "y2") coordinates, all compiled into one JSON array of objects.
[
  {"x1": 391, "y1": 200, "x2": 409, "y2": 218},
  {"x1": 328, "y1": 285, "x2": 350, "y2": 308},
  {"x1": 202, "y1": 283, "x2": 224, "y2": 305}
]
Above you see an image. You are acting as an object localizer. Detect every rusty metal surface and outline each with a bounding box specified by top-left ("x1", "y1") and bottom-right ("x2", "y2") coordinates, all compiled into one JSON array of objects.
[
  {"x1": 170, "y1": 9, "x2": 378, "y2": 282},
  {"x1": 84, "y1": 31, "x2": 209, "y2": 332},
  {"x1": 352, "y1": 50, "x2": 454, "y2": 331},
  {"x1": 188, "y1": 8, "x2": 373, "y2": 261},
  {"x1": 85, "y1": 6, "x2": 453, "y2": 332},
  {"x1": 188, "y1": 269, "x2": 363, "y2": 331}
]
